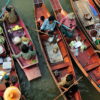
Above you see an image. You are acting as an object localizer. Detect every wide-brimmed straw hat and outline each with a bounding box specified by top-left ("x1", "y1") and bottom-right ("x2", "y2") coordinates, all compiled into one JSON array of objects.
[
  {"x1": 68, "y1": 12, "x2": 75, "y2": 19},
  {"x1": 3, "y1": 86, "x2": 21, "y2": 100}
]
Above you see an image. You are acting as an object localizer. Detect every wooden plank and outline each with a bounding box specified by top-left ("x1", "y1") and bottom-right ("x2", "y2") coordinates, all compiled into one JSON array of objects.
[
  {"x1": 23, "y1": 66, "x2": 41, "y2": 81},
  {"x1": 85, "y1": 62, "x2": 100, "y2": 72},
  {"x1": 51, "y1": 62, "x2": 69, "y2": 71}
]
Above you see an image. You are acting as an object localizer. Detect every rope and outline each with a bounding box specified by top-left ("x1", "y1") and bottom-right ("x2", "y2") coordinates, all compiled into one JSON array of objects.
[{"x1": 0, "y1": 0, "x2": 10, "y2": 17}]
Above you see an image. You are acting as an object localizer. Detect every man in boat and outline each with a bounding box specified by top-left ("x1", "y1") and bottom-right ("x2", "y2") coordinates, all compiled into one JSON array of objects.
[
  {"x1": 12, "y1": 44, "x2": 36, "y2": 60},
  {"x1": 37, "y1": 16, "x2": 45, "y2": 29},
  {"x1": 59, "y1": 12, "x2": 76, "y2": 38},
  {"x1": 58, "y1": 74, "x2": 78, "y2": 99},
  {"x1": 0, "y1": 6, "x2": 18, "y2": 24},
  {"x1": 40, "y1": 16, "x2": 57, "y2": 36}
]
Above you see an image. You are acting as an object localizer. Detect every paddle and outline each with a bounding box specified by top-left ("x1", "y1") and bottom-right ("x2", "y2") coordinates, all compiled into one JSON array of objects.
[
  {"x1": 54, "y1": 76, "x2": 83, "y2": 100},
  {"x1": 31, "y1": 28, "x2": 49, "y2": 35}
]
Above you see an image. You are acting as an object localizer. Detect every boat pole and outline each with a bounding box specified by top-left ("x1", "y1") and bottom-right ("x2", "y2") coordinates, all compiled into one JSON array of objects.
[
  {"x1": 54, "y1": 76, "x2": 83, "y2": 100},
  {"x1": 31, "y1": 28, "x2": 49, "y2": 35}
]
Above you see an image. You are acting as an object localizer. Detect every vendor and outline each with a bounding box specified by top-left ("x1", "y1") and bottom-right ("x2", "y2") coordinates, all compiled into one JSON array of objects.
[{"x1": 0, "y1": 6, "x2": 18, "y2": 24}]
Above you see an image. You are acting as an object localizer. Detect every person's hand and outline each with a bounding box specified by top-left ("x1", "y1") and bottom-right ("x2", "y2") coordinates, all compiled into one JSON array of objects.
[
  {"x1": 58, "y1": 23, "x2": 62, "y2": 27},
  {"x1": 46, "y1": 30, "x2": 50, "y2": 32},
  {"x1": 12, "y1": 55, "x2": 15, "y2": 58}
]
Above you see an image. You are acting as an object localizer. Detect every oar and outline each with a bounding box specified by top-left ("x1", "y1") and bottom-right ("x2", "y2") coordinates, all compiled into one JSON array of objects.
[
  {"x1": 31, "y1": 28, "x2": 49, "y2": 35},
  {"x1": 54, "y1": 76, "x2": 83, "y2": 100}
]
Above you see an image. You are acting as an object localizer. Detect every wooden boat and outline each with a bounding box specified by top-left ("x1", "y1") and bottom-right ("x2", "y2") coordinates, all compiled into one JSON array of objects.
[
  {"x1": 34, "y1": 0, "x2": 82, "y2": 99},
  {"x1": 3, "y1": 10, "x2": 41, "y2": 81},
  {"x1": 0, "y1": 25, "x2": 20, "y2": 98},
  {"x1": 49, "y1": 0, "x2": 100, "y2": 92},
  {"x1": 94, "y1": 0, "x2": 100, "y2": 8},
  {"x1": 70, "y1": 0, "x2": 100, "y2": 50}
]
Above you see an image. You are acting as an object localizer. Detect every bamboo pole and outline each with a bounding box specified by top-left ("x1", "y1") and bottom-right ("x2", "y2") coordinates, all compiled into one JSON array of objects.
[{"x1": 54, "y1": 76, "x2": 83, "y2": 100}]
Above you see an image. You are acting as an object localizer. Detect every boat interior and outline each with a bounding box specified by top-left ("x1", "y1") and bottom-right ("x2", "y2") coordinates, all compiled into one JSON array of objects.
[
  {"x1": 73, "y1": 0, "x2": 100, "y2": 46},
  {"x1": 4, "y1": 18, "x2": 38, "y2": 69},
  {"x1": 50, "y1": 0, "x2": 100, "y2": 89}
]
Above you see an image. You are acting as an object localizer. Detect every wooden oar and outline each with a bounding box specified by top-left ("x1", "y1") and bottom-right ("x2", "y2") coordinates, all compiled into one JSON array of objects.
[
  {"x1": 54, "y1": 76, "x2": 83, "y2": 100},
  {"x1": 31, "y1": 28, "x2": 49, "y2": 35}
]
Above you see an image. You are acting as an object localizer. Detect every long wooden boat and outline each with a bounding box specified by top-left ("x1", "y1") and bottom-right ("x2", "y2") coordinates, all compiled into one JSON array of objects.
[
  {"x1": 34, "y1": 0, "x2": 82, "y2": 99},
  {"x1": 94, "y1": 0, "x2": 100, "y2": 8},
  {"x1": 70, "y1": 0, "x2": 100, "y2": 50},
  {"x1": 3, "y1": 9, "x2": 41, "y2": 81},
  {"x1": 49, "y1": 0, "x2": 100, "y2": 92},
  {"x1": 0, "y1": 25, "x2": 20, "y2": 98}
]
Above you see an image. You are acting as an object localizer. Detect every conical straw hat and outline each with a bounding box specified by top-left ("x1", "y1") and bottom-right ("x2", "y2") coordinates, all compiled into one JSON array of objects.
[{"x1": 3, "y1": 86, "x2": 21, "y2": 100}]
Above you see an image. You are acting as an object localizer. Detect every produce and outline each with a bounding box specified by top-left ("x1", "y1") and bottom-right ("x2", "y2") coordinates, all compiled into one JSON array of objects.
[{"x1": 0, "y1": 35, "x2": 5, "y2": 44}]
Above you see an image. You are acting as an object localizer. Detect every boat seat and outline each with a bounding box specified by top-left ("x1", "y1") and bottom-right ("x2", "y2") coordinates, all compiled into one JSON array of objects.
[
  {"x1": 51, "y1": 62, "x2": 69, "y2": 71},
  {"x1": 88, "y1": 52, "x2": 97, "y2": 59},
  {"x1": 84, "y1": 62, "x2": 100, "y2": 72}
]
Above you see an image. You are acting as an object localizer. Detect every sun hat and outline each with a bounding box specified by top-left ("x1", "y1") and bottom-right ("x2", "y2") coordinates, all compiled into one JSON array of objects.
[{"x1": 3, "y1": 86, "x2": 21, "y2": 100}]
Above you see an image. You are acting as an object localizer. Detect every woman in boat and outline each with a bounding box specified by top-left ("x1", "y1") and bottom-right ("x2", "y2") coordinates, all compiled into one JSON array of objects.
[
  {"x1": 40, "y1": 16, "x2": 57, "y2": 35},
  {"x1": 0, "y1": 6, "x2": 18, "y2": 24},
  {"x1": 59, "y1": 12, "x2": 76, "y2": 38},
  {"x1": 12, "y1": 44, "x2": 36, "y2": 60},
  {"x1": 58, "y1": 74, "x2": 78, "y2": 99}
]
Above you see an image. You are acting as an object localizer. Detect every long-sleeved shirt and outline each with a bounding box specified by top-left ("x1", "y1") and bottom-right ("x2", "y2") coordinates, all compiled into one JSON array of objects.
[
  {"x1": 13, "y1": 50, "x2": 36, "y2": 60},
  {"x1": 40, "y1": 19, "x2": 57, "y2": 31},
  {"x1": 60, "y1": 16, "x2": 76, "y2": 30}
]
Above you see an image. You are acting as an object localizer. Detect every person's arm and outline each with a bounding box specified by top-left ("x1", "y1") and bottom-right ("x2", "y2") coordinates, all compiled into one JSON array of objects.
[
  {"x1": 94, "y1": 50, "x2": 100, "y2": 53},
  {"x1": 31, "y1": 50, "x2": 36, "y2": 56},
  {"x1": 40, "y1": 19, "x2": 47, "y2": 30},
  {"x1": 0, "y1": 13, "x2": 7, "y2": 22},
  {"x1": 96, "y1": 38, "x2": 100, "y2": 40},
  {"x1": 12, "y1": 52, "x2": 22, "y2": 58}
]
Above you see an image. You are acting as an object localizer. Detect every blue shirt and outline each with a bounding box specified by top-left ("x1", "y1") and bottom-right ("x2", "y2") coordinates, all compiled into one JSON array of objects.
[{"x1": 40, "y1": 19, "x2": 57, "y2": 31}]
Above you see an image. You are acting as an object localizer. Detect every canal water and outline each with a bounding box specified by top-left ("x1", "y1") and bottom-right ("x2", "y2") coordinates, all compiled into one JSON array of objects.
[{"x1": 0, "y1": 0, "x2": 100, "y2": 100}]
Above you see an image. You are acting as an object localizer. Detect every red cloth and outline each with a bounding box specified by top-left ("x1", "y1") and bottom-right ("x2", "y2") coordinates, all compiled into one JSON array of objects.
[
  {"x1": 60, "y1": 16, "x2": 76, "y2": 30},
  {"x1": 14, "y1": 83, "x2": 19, "y2": 88},
  {"x1": 0, "y1": 91, "x2": 4, "y2": 97}
]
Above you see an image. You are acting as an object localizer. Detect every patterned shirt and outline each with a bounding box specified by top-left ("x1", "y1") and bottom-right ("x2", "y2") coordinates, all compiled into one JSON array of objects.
[{"x1": 60, "y1": 16, "x2": 76, "y2": 30}]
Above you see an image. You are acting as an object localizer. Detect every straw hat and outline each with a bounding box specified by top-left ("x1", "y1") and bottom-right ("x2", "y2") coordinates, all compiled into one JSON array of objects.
[
  {"x1": 68, "y1": 12, "x2": 75, "y2": 19},
  {"x1": 3, "y1": 86, "x2": 21, "y2": 100}
]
